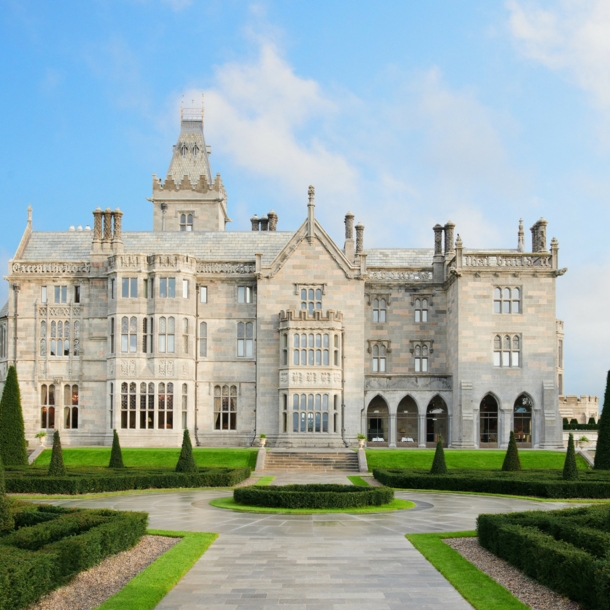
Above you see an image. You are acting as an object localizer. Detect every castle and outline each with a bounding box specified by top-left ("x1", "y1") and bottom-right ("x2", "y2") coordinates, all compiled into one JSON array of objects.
[{"x1": 0, "y1": 107, "x2": 567, "y2": 449}]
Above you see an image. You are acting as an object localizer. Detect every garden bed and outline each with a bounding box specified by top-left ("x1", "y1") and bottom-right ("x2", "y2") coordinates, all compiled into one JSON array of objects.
[
  {"x1": 373, "y1": 468, "x2": 610, "y2": 498},
  {"x1": 233, "y1": 484, "x2": 394, "y2": 509}
]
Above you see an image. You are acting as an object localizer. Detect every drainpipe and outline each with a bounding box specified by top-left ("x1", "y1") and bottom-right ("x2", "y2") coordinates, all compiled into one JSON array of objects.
[
  {"x1": 250, "y1": 287, "x2": 259, "y2": 447},
  {"x1": 194, "y1": 283, "x2": 200, "y2": 446},
  {"x1": 341, "y1": 327, "x2": 348, "y2": 447}
]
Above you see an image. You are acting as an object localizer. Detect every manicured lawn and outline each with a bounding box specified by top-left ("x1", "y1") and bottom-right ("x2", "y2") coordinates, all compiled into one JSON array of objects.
[
  {"x1": 366, "y1": 449, "x2": 587, "y2": 471},
  {"x1": 347, "y1": 475, "x2": 370, "y2": 486},
  {"x1": 209, "y1": 496, "x2": 414, "y2": 514},
  {"x1": 32, "y1": 447, "x2": 258, "y2": 470},
  {"x1": 407, "y1": 531, "x2": 528, "y2": 610},
  {"x1": 97, "y1": 530, "x2": 217, "y2": 610}
]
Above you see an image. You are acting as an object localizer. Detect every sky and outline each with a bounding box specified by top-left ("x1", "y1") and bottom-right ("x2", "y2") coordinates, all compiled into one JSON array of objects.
[{"x1": 0, "y1": 0, "x2": 609, "y2": 403}]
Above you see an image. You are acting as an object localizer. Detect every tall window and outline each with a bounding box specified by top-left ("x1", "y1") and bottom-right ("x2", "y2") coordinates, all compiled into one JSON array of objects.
[
  {"x1": 494, "y1": 287, "x2": 521, "y2": 314},
  {"x1": 182, "y1": 318, "x2": 189, "y2": 354},
  {"x1": 41, "y1": 286, "x2": 47, "y2": 303},
  {"x1": 333, "y1": 335, "x2": 339, "y2": 366},
  {"x1": 182, "y1": 383, "x2": 188, "y2": 429},
  {"x1": 237, "y1": 322, "x2": 253, "y2": 357},
  {"x1": 54, "y1": 285, "x2": 68, "y2": 304},
  {"x1": 158, "y1": 382, "x2": 174, "y2": 429},
  {"x1": 214, "y1": 384, "x2": 237, "y2": 430},
  {"x1": 122, "y1": 278, "x2": 138, "y2": 298},
  {"x1": 109, "y1": 382, "x2": 114, "y2": 428},
  {"x1": 199, "y1": 322, "x2": 207, "y2": 357},
  {"x1": 142, "y1": 318, "x2": 150, "y2": 354},
  {"x1": 0, "y1": 321, "x2": 6, "y2": 359},
  {"x1": 121, "y1": 316, "x2": 137, "y2": 353},
  {"x1": 140, "y1": 382, "x2": 154, "y2": 429},
  {"x1": 292, "y1": 333, "x2": 331, "y2": 366},
  {"x1": 109, "y1": 278, "x2": 115, "y2": 300},
  {"x1": 73, "y1": 321, "x2": 80, "y2": 356},
  {"x1": 182, "y1": 279, "x2": 189, "y2": 299},
  {"x1": 372, "y1": 344, "x2": 386, "y2": 372},
  {"x1": 40, "y1": 384, "x2": 56, "y2": 429},
  {"x1": 143, "y1": 278, "x2": 154, "y2": 299},
  {"x1": 50, "y1": 320, "x2": 70, "y2": 357},
  {"x1": 39, "y1": 321, "x2": 47, "y2": 357},
  {"x1": 292, "y1": 393, "x2": 329, "y2": 433},
  {"x1": 200, "y1": 286, "x2": 208, "y2": 303},
  {"x1": 414, "y1": 344, "x2": 428, "y2": 372},
  {"x1": 180, "y1": 213, "x2": 193, "y2": 231},
  {"x1": 558, "y1": 339, "x2": 563, "y2": 368},
  {"x1": 281, "y1": 333, "x2": 288, "y2": 366},
  {"x1": 300, "y1": 287, "x2": 322, "y2": 315},
  {"x1": 63, "y1": 384, "x2": 79, "y2": 429},
  {"x1": 493, "y1": 334, "x2": 521, "y2": 367},
  {"x1": 158, "y1": 316, "x2": 175, "y2": 353},
  {"x1": 238, "y1": 286, "x2": 253, "y2": 303},
  {"x1": 74, "y1": 285, "x2": 80, "y2": 303},
  {"x1": 372, "y1": 299, "x2": 386, "y2": 323},
  {"x1": 121, "y1": 382, "x2": 137, "y2": 429},
  {"x1": 110, "y1": 317, "x2": 115, "y2": 354},
  {"x1": 415, "y1": 298, "x2": 428, "y2": 322},
  {"x1": 159, "y1": 277, "x2": 176, "y2": 298}
]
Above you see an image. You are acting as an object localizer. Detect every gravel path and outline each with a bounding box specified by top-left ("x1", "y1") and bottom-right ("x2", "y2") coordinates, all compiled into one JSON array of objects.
[
  {"x1": 445, "y1": 537, "x2": 583, "y2": 610},
  {"x1": 28, "y1": 535, "x2": 179, "y2": 610}
]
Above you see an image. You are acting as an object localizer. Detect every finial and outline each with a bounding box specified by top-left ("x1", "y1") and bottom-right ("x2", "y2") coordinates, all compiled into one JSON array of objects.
[
  {"x1": 456, "y1": 234, "x2": 463, "y2": 247},
  {"x1": 518, "y1": 218, "x2": 525, "y2": 252},
  {"x1": 308, "y1": 185, "x2": 315, "y2": 205},
  {"x1": 27, "y1": 205, "x2": 32, "y2": 225}
]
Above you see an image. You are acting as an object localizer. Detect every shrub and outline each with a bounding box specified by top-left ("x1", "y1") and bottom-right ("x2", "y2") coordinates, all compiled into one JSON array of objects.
[
  {"x1": 108, "y1": 430, "x2": 124, "y2": 469},
  {"x1": 234, "y1": 484, "x2": 394, "y2": 509},
  {"x1": 429, "y1": 437, "x2": 447, "y2": 475},
  {"x1": 502, "y1": 431, "x2": 521, "y2": 471},
  {"x1": 0, "y1": 366, "x2": 28, "y2": 466},
  {"x1": 0, "y1": 454, "x2": 14, "y2": 533},
  {"x1": 570, "y1": 418, "x2": 578, "y2": 426},
  {"x1": 48, "y1": 431, "x2": 66, "y2": 477},
  {"x1": 595, "y1": 371, "x2": 610, "y2": 470},
  {"x1": 563, "y1": 417, "x2": 569, "y2": 427},
  {"x1": 175, "y1": 430, "x2": 197, "y2": 473},
  {"x1": 564, "y1": 422, "x2": 599, "y2": 431},
  {"x1": 564, "y1": 434, "x2": 579, "y2": 480},
  {"x1": 589, "y1": 417, "x2": 597, "y2": 425}
]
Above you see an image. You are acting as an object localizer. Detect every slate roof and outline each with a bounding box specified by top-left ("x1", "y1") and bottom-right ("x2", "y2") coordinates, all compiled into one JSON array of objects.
[
  {"x1": 365, "y1": 249, "x2": 435, "y2": 267},
  {"x1": 0, "y1": 301, "x2": 7, "y2": 318}
]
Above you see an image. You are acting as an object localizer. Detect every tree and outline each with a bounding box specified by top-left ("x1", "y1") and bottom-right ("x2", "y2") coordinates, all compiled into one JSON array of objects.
[
  {"x1": 48, "y1": 431, "x2": 66, "y2": 476},
  {"x1": 502, "y1": 431, "x2": 522, "y2": 471},
  {"x1": 0, "y1": 365, "x2": 28, "y2": 466},
  {"x1": 430, "y1": 437, "x2": 447, "y2": 475},
  {"x1": 109, "y1": 430, "x2": 125, "y2": 468},
  {"x1": 0, "y1": 454, "x2": 14, "y2": 533},
  {"x1": 175, "y1": 429, "x2": 197, "y2": 473},
  {"x1": 595, "y1": 371, "x2": 610, "y2": 470},
  {"x1": 563, "y1": 433, "x2": 579, "y2": 480}
]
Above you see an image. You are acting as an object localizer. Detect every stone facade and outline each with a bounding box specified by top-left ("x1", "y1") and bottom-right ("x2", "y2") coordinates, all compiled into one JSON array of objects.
[
  {"x1": 559, "y1": 395, "x2": 599, "y2": 424},
  {"x1": 0, "y1": 111, "x2": 567, "y2": 449}
]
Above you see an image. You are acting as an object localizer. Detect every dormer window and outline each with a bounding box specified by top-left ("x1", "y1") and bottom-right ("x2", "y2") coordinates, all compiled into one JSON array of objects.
[{"x1": 180, "y1": 214, "x2": 193, "y2": 231}]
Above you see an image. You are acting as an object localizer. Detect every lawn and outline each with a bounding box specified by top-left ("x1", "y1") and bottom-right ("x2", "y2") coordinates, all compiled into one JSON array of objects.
[
  {"x1": 366, "y1": 449, "x2": 587, "y2": 471},
  {"x1": 32, "y1": 447, "x2": 258, "y2": 470}
]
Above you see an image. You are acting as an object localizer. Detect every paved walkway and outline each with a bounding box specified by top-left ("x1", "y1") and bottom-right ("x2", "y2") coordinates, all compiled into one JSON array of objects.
[{"x1": 47, "y1": 479, "x2": 570, "y2": 609}]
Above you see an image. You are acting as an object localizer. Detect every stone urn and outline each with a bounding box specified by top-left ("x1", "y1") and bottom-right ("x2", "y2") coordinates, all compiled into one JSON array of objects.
[
  {"x1": 358, "y1": 438, "x2": 366, "y2": 449},
  {"x1": 259, "y1": 437, "x2": 267, "y2": 448}
]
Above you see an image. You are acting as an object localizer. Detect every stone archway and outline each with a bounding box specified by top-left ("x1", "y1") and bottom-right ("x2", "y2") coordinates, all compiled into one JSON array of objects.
[
  {"x1": 514, "y1": 393, "x2": 533, "y2": 448},
  {"x1": 426, "y1": 396, "x2": 448, "y2": 447},
  {"x1": 396, "y1": 395, "x2": 419, "y2": 447},
  {"x1": 367, "y1": 395, "x2": 389, "y2": 447},
  {"x1": 480, "y1": 394, "x2": 499, "y2": 448}
]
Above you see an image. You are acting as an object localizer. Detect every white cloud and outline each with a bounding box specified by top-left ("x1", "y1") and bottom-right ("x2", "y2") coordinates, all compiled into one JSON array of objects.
[{"x1": 507, "y1": 0, "x2": 610, "y2": 111}]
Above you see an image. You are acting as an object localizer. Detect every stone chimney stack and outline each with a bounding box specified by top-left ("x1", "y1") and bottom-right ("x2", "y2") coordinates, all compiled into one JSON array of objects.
[
  {"x1": 260, "y1": 215, "x2": 269, "y2": 231},
  {"x1": 250, "y1": 214, "x2": 259, "y2": 231},
  {"x1": 444, "y1": 221, "x2": 455, "y2": 255},
  {"x1": 355, "y1": 222, "x2": 364, "y2": 255},
  {"x1": 433, "y1": 224, "x2": 444, "y2": 255},
  {"x1": 268, "y1": 210, "x2": 278, "y2": 231},
  {"x1": 112, "y1": 208, "x2": 123, "y2": 253},
  {"x1": 344, "y1": 211, "x2": 355, "y2": 260},
  {"x1": 518, "y1": 219, "x2": 525, "y2": 252},
  {"x1": 530, "y1": 217, "x2": 548, "y2": 252},
  {"x1": 92, "y1": 208, "x2": 102, "y2": 252},
  {"x1": 102, "y1": 208, "x2": 112, "y2": 251}
]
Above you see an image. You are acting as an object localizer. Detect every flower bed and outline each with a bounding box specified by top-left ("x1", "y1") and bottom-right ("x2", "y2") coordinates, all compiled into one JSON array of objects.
[
  {"x1": 233, "y1": 484, "x2": 394, "y2": 509},
  {"x1": 373, "y1": 468, "x2": 610, "y2": 498},
  {"x1": 477, "y1": 504, "x2": 610, "y2": 609}
]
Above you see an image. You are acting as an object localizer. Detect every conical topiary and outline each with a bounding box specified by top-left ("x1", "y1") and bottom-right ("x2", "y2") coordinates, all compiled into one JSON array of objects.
[
  {"x1": 0, "y1": 453, "x2": 14, "y2": 533},
  {"x1": 563, "y1": 433, "x2": 579, "y2": 480},
  {"x1": 595, "y1": 372, "x2": 610, "y2": 470},
  {"x1": 430, "y1": 437, "x2": 447, "y2": 475},
  {"x1": 48, "y1": 431, "x2": 66, "y2": 476},
  {"x1": 502, "y1": 431, "x2": 522, "y2": 471},
  {"x1": 588, "y1": 416, "x2": 596, "y2": 426},
  {"x1": 175, "y1": 429, "x2": 197, "y2": 473},
  {"x1": 562, "y1": 417, "x2": 569, "y2": 428},
  {"x1": 108, "y1": 430, "x2": 125, "y2": 468},
  {"x1": 0, "y1": 366, "x2": 28, "y2": 466}
]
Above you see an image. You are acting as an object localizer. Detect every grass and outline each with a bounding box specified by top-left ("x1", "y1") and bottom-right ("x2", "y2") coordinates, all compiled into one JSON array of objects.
[
  {"x1": 96, "y1": 530, "x2": 217, "y2": 610},
  {"x1": 209, "y1": 496, "x2": 415, "y2": 514},
  {"x1": 254, "y1": 476, "x2": 275, "y2": 486},
  {"x1": 32, "y1": 447, "x2": 258, "y2": 470},
  {"x1": 366, "y1": 449, "x2": 587, "y2": 471},
  {"x1": 347, "y1": 475, "x2": 370, "y2": 486},
  {"x1": 406, "y1": 531, "x2": 529, "y2": 610}
]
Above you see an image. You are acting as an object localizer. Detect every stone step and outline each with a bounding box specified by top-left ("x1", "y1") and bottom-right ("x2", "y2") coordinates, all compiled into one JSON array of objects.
[{"x1": 264, "y1": 450, "x2": 359, "y2": 472}]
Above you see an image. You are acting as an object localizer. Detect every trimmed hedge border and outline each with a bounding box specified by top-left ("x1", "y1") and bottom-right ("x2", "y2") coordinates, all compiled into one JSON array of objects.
[
  {"x1": 5, "y1": 467, "x2": 250, "y2": 495},
  {"x1": 477, "y1": 505, "x2": 610, "y2": 610},
  {"x1": 233, "y1": 484, "x2": 394, "y2": 509},
  {"x1": 373, "y1": 468, "x2": 610, "y2": 498},
  {"x1": 0, "y1": 505, "x2": 147, "y2": 610},
  {"x1": 563, "y1": 423, "x2": 599, "y2": 431}
]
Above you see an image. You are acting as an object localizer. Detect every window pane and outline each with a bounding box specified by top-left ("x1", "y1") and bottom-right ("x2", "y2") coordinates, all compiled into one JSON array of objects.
[
  {"x1": 414, "y1": 359, "x2": 420, "y2": 373},
  {"x1": 160, "y1": 278, "x2": 167, "y2": 298},
  {"x1": 503, "y1": 301, "x2": 510, "y2": 314},
  {"x1": 502, "y1": 351, "x2": 510, "y2": 367},
  {"x1": 512, "y1": 352, "x2": 520, "y2": 367},
  {"x1": 415, "y1": 310, "x2": 421, "y2": 323},
  {"x1": 373, "y1": 310, "x2": 379, "y2": 323},
  {"x1": 494, "y1": 301, "x2": 501, "y2": 313},
  {"x1": 316, "y1": 350, "x2": 321, "y2": 365},
  {"x1": 130, "y1": 335, "x2": 137, "y2": 352},
  {"x1": 308, "y1": 289, "x2": 314, "y2": 300},
  {"x1": 373, "y1": 359, "x2": 378, "y2": 372},
  {"x1": 494, "y1": 288, "x2": 501, "y2": 299},
  {"x1": 237, "y1": 340, "x2": 244, "y2": 357},
  {"x1": 246, "y1": 339, "x2": 253, "y2": 358},
  {"x1": 380, "y1": 358, "x2": 386, "y2": 372},
  {"x1": 316, "y1": 289, "x2": 322, "y2": 300},
  {"x1": 200, "y1": 286, "x2": 207, "y2": 302},
  {"x1": 503, "y1": 288, "x2": 511, "y2": 300},
  {"x1": 131, "y1": 278, "x2": 137, "y2": 297},
  {"x1": 422, "y1": 310, "x2": 428, "y2": 322},
  {"x1": 512, "y1": 300, "x2": 520, "y2": 313},
  {"x1": 513, "y1": 287, "x2": 520, "y2": 300},
  {"x1": 494, "y1": 351, "x2": 501, "y2": 366},
  {"x1": 380, "y1": 310, "x2": 386, "y2": 323},
  {"x1": 183, "y1": 279, "x2": 189, "y2": 298},
  {"x1": 421, "y1": 359, "x2": 427, "y2": 372},
  {"x1": 293, "y1": 350, "x2": 299, "y2": 365},
  {"x1": 168, "y1": 278, "x2": 175, "y2": 298}
]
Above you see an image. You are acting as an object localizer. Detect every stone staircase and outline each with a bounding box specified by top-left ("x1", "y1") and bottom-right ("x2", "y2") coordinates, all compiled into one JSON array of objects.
[{"x1": 264, "y1": 450, "x2": 359, "y2": 473}]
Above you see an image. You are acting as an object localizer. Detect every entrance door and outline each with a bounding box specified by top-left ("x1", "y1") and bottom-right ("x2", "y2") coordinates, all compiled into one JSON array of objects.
[{"x1": 480, "y1": 394, "x2": 499, "y2": 448}]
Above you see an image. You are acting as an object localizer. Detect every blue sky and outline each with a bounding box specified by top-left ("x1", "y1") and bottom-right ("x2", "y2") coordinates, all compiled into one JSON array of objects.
[{"x1": 1, "y1": 0, "x2": 609, "y2": 402}]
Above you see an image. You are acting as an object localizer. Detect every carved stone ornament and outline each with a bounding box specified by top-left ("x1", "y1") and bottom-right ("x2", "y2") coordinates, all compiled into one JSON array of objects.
[
  {"x1": 12, "y1": 262, "x2": 91, "y2": 275},
  {"x1": 158, "y1": 360, "x2": 175, "y2": 377},
  {"x1": 279, "y1": 371, "x2": 289, "y2": 384},
  {"x1": 197, "y1": 262, "x2": 255, "y2": 274},
  {"x1": 368, "y1": 270, "x2": 433, "y2": 282},
  {"x1": 463, "y1": 255, "x2": 551, "y2": 268}
]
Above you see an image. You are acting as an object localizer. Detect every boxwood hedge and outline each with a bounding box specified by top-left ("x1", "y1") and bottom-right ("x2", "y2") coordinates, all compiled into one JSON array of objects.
[
  {"x1": 477, "y1": 505, "x2": 610, "y2": 609},
  {"x1": 0, "y1": 505, "x2": 147, "y2": 610},
  {"x1": 5, "y1": 467, "x2": 250, "y2": 494},
  {"x1": 373, "y1": 468, "x2": 610, "y2": 498},
  {"x1": 234, "y1": 484, "x2": 394, "y2": 509}
]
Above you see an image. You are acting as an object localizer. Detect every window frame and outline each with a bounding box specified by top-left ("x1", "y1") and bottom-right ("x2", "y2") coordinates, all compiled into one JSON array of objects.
[
  {"x1": 493, "y1": 334, "x2": 521, "y2": 368},
  {"x1": 493, "y1": 286, "x2": 522, "y2": 314}
]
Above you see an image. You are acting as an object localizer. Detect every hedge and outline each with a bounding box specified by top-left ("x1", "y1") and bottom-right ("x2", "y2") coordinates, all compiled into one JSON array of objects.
[
  {"x1": 5, "y1": 467, "x2": 250, "y2": 494},
  {"x1": 0, "y1": 506, "x2": 147, "y2": 610},
  {"x1": 478, "y1": 506, "x2": 610, "y2": 609},
  {"x1": 234, "y1": 484, "x2": 394, "y2": 509},
  {"x1": 372, "y1": 468, "x2": 610, "y2": 498},
  {"x1": 563, "y1": 423, "x2": 599, "y2": 431}
]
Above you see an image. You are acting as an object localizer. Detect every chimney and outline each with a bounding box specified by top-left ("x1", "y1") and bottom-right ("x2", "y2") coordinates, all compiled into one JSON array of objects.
[
  {"x1": 355, "y1": 222, "x2": 364, "y2": 255},
  {"x1": 260, "y1": 215, "x2": 269, "y2": 231},
  {"x1": 268, "y1": 210, "x2": 278, "y2": 231},
  {"x1": 444, "y1": 221, "x2": 455, "y2": 255},
  {"x1": 344, "y1": 211, "x2": 355, "y2": 260},
  {"x1": 250, "y1": 214, "x2": 259, "y2": 231},
  {"x1": 92, "y1": 207, "x2": 102, "y2": 252},
  {"x1": 112, "y1": 208, "x2": 123, "y2": 252},
  {"x1": 530, "y1": 217, "x2": 548, "y2": 252},
  {"x1": 102, "y1": 208, "x2": 112, "y2": 250},
  {"x1": 433, "y1": 224, "x2": 444, "y2": 256}
]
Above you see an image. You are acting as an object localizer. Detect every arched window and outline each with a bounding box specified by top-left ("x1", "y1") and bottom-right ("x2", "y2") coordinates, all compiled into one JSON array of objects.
[
  {"x1": 193, "y1": 144, "x2": 199, "y2": 158},
  {"x1": 426, "y1": 396, "x2": 448, "y2": 446},
  {"x1": 397, "y1": 396, "x2": 418, "y2": 445},
  {"x1": 63, "y1": 384, "x2": 79, "y2": 430},
  {"x1": 291, "y1": 393, "x2": 329, "y2": 433},
  {"x1": 323, "y1": 334, "x2": 330, "y2": 366},
  {"x1": 139, "y1": 382, "x2": 154, "y2": 429},
  {"x1": 120, "y1": 316, "x2": 137, "y2": 353},
  {"x1": 493, "y1": 334, "x2": 521, "y2": 367},
  {"x1": 300, "y1": 287, "x2": 322, "y2": 314},
  {"x1": 157, "y1": 382, "x2": 174, "y2": 429},
  {"x1": 109, "y1": 382, "x2": 114, "y2": 429},
  {"x1": 282, "y1": 333, "x2": 288, "y2": 366},
  {"x1": 494, "y1": 286, "x2": 522, "y2": 314},
  {"x1": 179, "y1": 213, "x2": 194, "y2": 231},
  {"x1": 158, "y1": 317, "x2": 175, "y2": 353},
  {"x1": 214, "y1": 384, "x2": 237, "y2": 430},
  {"x1": 514, "y1": 394, "x2": 533, "y2": 445},
  {"x1": 333, "y1": 334, "x2": 339, "y2": 366},
  {"x1": 40, "y1": 383, "x2": 55, "y2": 429},
  {"x1": 237, "y1": 322, "x2": 253, "y2": 357},
  {"x1": 372, "y1": 344, "x2": 386, "y2": 372},
  {"x1": 199, "y1": 321, "x2": 207, "y2": 357},
  {"x1": 414, "y1": 344, "x2": 429, "y2": 372},
  {"x1": 480, "y1": 394, "x2": 499, "y2": 447},
  {"x1": 180, "y1": 143, "x2": 188, "y2": 157}
]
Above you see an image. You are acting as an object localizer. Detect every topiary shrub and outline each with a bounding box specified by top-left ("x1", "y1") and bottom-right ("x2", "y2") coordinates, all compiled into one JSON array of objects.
[
  {"x1": 0, "y1": 365, "x2": 28, "y2": 466},
  {"x1": 502, "y1": 431, "x2": 522, "y2": 471},
  {"x1": 563, "y1": 417, "x2": 569, "y2": 428},
  {"x1": 563, "y1": 434, "x2": 579, "y2": 481},
  {"x1": 595, "y1": 371, "x2": 610, "y2": 470},
  {"x1": 48, "y1": 431, "x2": 66, "y2": 477},
  {"x1": 175, "y1": 429, "x2": 197, "y2": 473},
  {"x1": 0, "y1": 454, "x2": 15, "y2": 533},
  {"x1": 570, "y1": 418, "x2": 578, "y2": 426},
  {"x1": 430, "y1": 437, "x2": 447, "y2": 475},
  {"x1": 108, "y1": 429, "x2": 124, "y2": 469},
  {"x1": 588, "y1": 416, "x2": 597, "y2": 426}
]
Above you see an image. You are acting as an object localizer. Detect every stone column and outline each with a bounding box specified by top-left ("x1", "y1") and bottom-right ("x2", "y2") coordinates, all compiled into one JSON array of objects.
[
  {"x1": 388, "y1": 413, "x2": 396, "y2": 448},
  {"x1": 268, "y1": 210, "x2": 278, "y2": 231},
  {"x1": 418, "y1": 413, "x2": 426, "y2": 447},
  {"x1": 444, "y1": 221, "x2": 455, "y2": 255},
  {"x1": 355, "y1": 223, "x2": 364, "y2": 254},
  {"x1": 250, "y1": 215, "x2": 259, "y2": 231}
]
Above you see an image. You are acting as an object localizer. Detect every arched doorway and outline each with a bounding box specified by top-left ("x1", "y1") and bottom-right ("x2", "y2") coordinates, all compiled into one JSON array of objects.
[
  {"x1": 514, "y1": 394, "x2": 533, "y2": 447},
  {"x1": 426, "y1": 396, "x2": 448, "y2": 447},
  {"x1": 480, "y1": 394, "x2": 499, "y2": 448},
  {"x1": 396, "y1": 396, "x2": 418, "y2": 447},
  {"x1": 367, "y1": 396, "x2": 389, "y2": 446}
]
